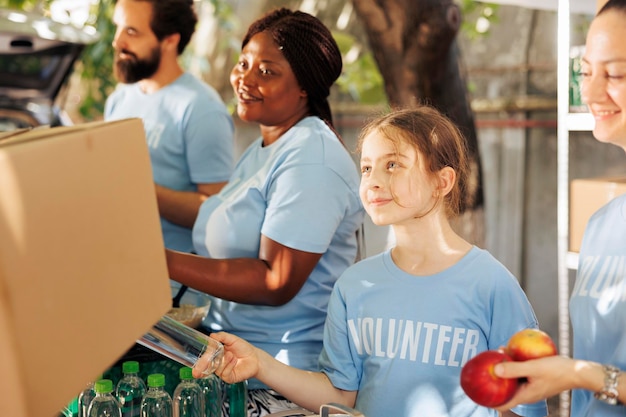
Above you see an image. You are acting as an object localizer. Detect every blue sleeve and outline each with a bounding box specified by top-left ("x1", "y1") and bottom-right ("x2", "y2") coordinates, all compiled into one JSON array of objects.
[
  {"x1": 103, "y1": 89, "x2": 119, "y2": 120},
  {"x1": 184, "y1": 104, "x2": 234, "y2": 184},
  {"x1": 319, "y1": 280, "x2": 361, "y2": 390},
  {"x1": 262, "y1": 164, "x2": 351, "y2": 253},
  {"x1": 487, "y1": 272, "x2": 540, "y2": 350},
  {"x1": 488, "y1": 272, "x2": 548, "y2": 417}
]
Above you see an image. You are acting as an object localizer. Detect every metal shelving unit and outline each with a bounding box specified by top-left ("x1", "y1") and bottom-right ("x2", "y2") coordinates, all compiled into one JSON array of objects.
[
  {"x1": 556, "y1": 5, "x2": 573, "y2": 415},
  {"x1": 557, "y1": 1, "x2": 596, "y2": 416},
  {"x1": 566, "y1": 112, "x2": 594, "y2": 131}
]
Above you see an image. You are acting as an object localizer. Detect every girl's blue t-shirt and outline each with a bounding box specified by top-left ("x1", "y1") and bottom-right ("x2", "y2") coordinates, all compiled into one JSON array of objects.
[{"x1": 320, "y1": 247, "x2": 548, "y2": 417}]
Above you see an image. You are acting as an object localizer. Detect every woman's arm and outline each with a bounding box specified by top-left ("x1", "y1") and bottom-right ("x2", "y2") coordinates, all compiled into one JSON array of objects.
[
  {"x1": 155, "y1": 182, "x2": 226, "y2": 228},
  {"x1": 494, "y1": 356, "x2": 626, "y2": 410},
  {"x1": 166, "y1": 235, "x2": 322, "y2": 306},
  {"x1": 208, "y1": 332, "x2": 357, "y2": 412}
]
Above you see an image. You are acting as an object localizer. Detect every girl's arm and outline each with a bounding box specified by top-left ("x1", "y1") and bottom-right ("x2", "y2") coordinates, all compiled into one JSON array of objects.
[{"x1": 208, "y1": 332, "x2": 357, "y2": 412}]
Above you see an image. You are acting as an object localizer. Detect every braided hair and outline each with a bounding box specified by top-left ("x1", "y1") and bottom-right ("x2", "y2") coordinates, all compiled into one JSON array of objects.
[{"x1": 242, "y1": 8, "x2": 343, "y2": 128}]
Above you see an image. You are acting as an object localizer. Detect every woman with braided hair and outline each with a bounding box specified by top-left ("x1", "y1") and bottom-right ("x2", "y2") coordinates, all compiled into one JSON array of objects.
[{"x1": 166, "y1": 8, "x2": 364, "y2": 416}]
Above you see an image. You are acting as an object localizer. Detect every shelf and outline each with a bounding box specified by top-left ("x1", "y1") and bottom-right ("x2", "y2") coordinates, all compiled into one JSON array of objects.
[
  {"x1": 556, "y1": 2, "x2": 574, "y2": 415},
  {"x1": 566, "y1": 251, "x2": 579, "y2": 270},
  {"x1": 566, "y1": 112, "x2": 594, "y2": 131}
]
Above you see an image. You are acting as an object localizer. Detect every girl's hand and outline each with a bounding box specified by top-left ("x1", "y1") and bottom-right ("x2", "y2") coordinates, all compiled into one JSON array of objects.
[
  {"x1": 193, "y1": 331, "x2": 260, "y2": 382},
  {"x1": 493, "y1": 355, "x2": 577, "y2": 410}
]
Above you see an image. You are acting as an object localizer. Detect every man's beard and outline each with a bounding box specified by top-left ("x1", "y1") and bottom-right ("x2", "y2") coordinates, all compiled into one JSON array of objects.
[{"x1": 114, "y1": 46, "x2": 161, "y2": 84}]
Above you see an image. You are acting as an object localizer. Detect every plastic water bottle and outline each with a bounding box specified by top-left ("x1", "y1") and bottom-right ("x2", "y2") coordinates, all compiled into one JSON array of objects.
[
  {"x1": 138, "y1": 315, "x2": 224, "y2": 377},
  {"x1": 227, "y1": 381, "x2": 247, "y2": 417},
  {"x1": 116, "y1": 361, "x2": 147, "y2": 417},
  {"x1": 87, "y1": 379, "x2": 122, "y2": 417},
  {"x1": 173, "y1": 367, "x2": 205, "y2": 417},
  {"x1": 141, "y1": 374, "x2": 173, "y2": 417},
  {"x1": 78, "y1": 375, "x2": 101, "y2": 417},
  {"x1": 196, "y1": 374, "x2": 222, "y2": 417}
]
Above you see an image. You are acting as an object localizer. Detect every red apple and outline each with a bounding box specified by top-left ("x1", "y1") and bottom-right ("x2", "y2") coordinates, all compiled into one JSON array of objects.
[
  {"x1": 506, "y1": 329, "x2": 557, "y2": 361},
  {"x1": 460, "y1": 350, "x2": 519, "y2": 407}
]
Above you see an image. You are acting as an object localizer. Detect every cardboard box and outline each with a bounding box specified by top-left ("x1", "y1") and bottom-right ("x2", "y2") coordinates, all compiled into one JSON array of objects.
[
  {"x1": 570, "y1": 176, "x2": 626, "y2": 252},
  {"x1": 0, "y1": 119, "x2": 171, "y2": 417}
]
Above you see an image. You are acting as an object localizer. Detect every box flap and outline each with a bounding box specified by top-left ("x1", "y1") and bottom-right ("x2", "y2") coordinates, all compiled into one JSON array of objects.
[
  {"x1": 0, "y1": 118, "x2": 171, "y2": 417},
  {"x1": 0, "y1": 120, "x2": 120, "y2": 146},
  {"x1": 0, "y1": 128, "x2": 30, "y2": 142}
]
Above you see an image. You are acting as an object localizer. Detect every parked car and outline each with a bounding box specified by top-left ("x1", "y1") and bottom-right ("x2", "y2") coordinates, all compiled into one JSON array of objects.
[{"x1": 0, "y1": 8, "x2": 98, "y2": 131}]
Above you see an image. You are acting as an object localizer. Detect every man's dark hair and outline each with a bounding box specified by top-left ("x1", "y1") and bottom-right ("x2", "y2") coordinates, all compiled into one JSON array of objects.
[{"x1": 131, "y1": 0, "x2": 198, "y2": 55}]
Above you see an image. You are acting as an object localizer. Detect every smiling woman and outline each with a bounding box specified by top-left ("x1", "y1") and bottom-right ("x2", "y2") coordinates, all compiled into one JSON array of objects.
[
  {"x1": 165, "y1": 7, "x2": 364, "y2": 416},
  {"x1": 579, "y1": 8, "x2": 626, "y2": 149},
  {"x1": 230, "y1": 30, "x2": 309, "y2": 137}
]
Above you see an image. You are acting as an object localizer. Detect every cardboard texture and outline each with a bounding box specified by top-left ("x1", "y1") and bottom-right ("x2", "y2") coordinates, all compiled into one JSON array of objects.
[
  {"x1": 0, "y1": 119, "x2": 171, "y2": 417},
  {"x1": 570, "y1": 176, "x2": 626, "y2": 252}
]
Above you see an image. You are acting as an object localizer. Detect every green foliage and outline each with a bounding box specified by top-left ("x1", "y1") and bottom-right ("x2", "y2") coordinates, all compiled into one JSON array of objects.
[
  {"x1": 333, "y1": 31, "x2": 386, "y2": 105},
  {"x1": 180, "y1": 0, "x2": 240, "y2": 76},
  {"x1": 77, "y1": 0, "x2": 116, "y2": 120},
  {"x1": 459, "y1": 0, "x2": 500, "y2": 40},
  {"x1": 0, "y1": 0, "x2": 51, "y2": 11},
  {"x1": 208, "y1": 0, "x2": 236, "y2": 26}
]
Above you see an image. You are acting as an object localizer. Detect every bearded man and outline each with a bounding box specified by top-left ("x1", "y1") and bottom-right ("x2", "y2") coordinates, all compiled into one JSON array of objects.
[{"x1": 105, "y1": 0, "x2": 234, "y2": 257}]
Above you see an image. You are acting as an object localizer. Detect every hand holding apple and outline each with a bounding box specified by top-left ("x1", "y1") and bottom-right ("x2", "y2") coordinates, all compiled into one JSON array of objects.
[
  {"x1": 460, "y1": 350, "x2": 519, "y2": 407},
  {"x1": 461, "y1": 329, "x2": 557, "y2": 408}
]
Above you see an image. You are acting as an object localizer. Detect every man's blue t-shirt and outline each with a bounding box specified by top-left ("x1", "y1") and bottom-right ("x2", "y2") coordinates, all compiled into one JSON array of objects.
[{"x1": 105, "y1": 72, "x2": 234, "y2": 253}]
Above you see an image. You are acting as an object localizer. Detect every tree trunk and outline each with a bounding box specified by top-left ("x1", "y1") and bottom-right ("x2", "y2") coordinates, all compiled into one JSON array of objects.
[{"x1": 352, "y1": 0, "x2": 485, "y2": 246}]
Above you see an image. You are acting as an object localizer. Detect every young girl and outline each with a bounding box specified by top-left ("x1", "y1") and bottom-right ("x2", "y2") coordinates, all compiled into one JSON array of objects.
[{"x1": 206, "y1": 107, "x2": 548, "y2": 417}]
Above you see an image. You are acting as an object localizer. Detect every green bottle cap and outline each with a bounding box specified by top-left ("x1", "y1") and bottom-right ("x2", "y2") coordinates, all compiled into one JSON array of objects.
[
  {"x1": 147, "y1": 373, "x2": 165, "y2": 388},
  {"x1": 122, "y1": 361, "x2": 140, "y2": 374},
  {"x1": 179, "y1": 367, "x2": 193, "y2": 380},
  {"x1": 94, "y1": 379, "x2": 113, "y2": 394}
]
